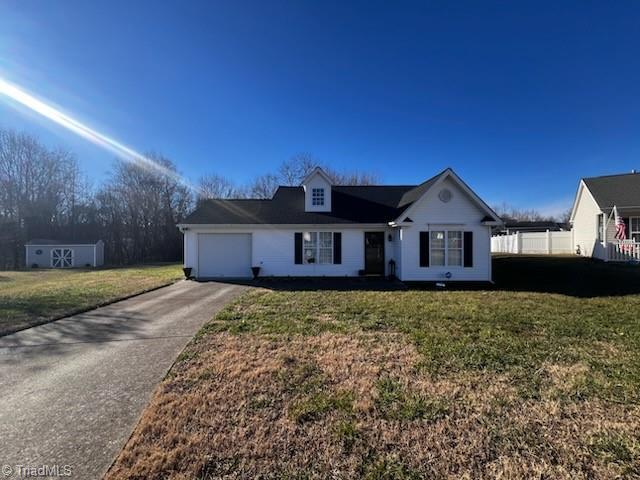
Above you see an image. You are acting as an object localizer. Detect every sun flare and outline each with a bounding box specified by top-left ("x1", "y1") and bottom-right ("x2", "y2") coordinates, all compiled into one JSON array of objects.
[{"x1": 0, "y1": 76, "x2": 196, "y2": 191}]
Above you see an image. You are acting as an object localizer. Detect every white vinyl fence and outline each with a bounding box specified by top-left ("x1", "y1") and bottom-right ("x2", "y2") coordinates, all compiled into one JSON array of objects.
[{"x1": 491, "y1": 231, "x2": 574, "y2": 255}]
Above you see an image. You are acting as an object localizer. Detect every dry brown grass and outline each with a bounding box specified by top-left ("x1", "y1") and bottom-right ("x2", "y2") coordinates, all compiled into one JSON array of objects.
[{"x1": 107, "y1": 331, "x2": 639, "y2": 479}]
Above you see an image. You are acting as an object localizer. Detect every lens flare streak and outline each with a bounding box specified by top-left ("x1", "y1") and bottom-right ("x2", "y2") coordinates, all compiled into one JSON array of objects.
[{"x1": 0, "y1": 76, "x2": 196, "y2": 191}]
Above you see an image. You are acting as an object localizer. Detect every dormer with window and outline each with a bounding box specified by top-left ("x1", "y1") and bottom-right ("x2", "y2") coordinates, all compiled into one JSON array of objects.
[{"x1": 302, "y1": 167, "x2": 332, "y2": 212}]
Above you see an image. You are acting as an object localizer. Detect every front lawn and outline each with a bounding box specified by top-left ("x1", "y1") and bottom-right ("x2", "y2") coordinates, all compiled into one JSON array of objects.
[
  {"x1": 107, "y1": 256, "x2": 640, "y2": 479},
  {"x1": 0, "y1": 264, "x2": 183, "y2": 336}
]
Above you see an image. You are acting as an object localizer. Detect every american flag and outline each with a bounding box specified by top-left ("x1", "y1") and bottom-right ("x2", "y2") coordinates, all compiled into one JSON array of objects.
[{"x1": 614, "y1": 206, "x2": 626, "y2": 241}]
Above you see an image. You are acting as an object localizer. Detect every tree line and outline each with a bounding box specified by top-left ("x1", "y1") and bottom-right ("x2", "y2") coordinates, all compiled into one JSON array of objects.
[
  {"x1": 1, "y1": 128, "x2": 568, "y2": 270},
  {"x1": 0, "y1": 129, "x2": 378, "y2": 269}
]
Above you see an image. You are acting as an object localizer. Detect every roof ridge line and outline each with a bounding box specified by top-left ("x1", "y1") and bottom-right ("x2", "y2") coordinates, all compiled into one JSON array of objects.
[{"x1": 584, "y1": 172, "x2": 640, "y2": 180}]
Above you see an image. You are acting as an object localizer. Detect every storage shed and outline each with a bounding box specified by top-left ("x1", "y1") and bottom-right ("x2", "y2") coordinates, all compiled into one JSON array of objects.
[{"x1": 25, "y1": 239, "x2": 104, "y2": 268}]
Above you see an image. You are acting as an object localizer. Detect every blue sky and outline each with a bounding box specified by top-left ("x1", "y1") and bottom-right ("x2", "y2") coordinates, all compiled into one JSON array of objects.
[{"x1": 1, "y1": 1, "x2": 639, "y2": 216}]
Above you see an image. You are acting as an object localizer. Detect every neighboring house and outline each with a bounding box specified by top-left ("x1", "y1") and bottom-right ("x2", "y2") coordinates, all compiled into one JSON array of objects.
[
  {"x1": 570, "y1": 171, "x2": 640, "y2": 261},
  {"x1": 25, "y1": 239, "x2": 105, "y2": 268},
  {"x1": 497, "y1": 221, "x2": 569, "y2": 235},
  {"x1": 178, "y1": 167, "x2": 502, "y2": 281}
]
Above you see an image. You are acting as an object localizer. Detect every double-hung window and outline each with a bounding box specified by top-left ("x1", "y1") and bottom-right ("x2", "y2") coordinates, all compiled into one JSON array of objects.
[
  {"x1": 631, "y1": 217, "x2": 640, "y2": 242},
  {"x1": 430, "y1": 230, "x2": 463, "y2": 266},
  {"x1": 312, "y1": 188, "x2": 325, "y2": 206},
  {"x1": 447, "y1": 231, "x2": 463, "y2": 266},
  {"x1": 318, "y1": 232, "x2": 333, "y2": 264},
  {"x1": 303, "y1": 232, "x2": 333, "y2": 264},
  {"x1": 597, "y1": 214, "x2": 604, "y2": 242},
  {"x1": 430, "y1": 231, "x2": 446, "y2": 266}
]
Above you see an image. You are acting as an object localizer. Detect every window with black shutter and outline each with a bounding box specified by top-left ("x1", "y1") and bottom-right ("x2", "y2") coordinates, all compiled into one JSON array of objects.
[
  {"x1": 463, "y1": 231, "x2": 473, "y2": 267},
  {"x1": 333, "y1": 232, "x2": 342, "y2": 264},
  {"x1": 419, "y1": 231, "x2": 429, "y2": 267},
  {"x1": 294, "y1": 232, "x2": 303, "y2": 264}
]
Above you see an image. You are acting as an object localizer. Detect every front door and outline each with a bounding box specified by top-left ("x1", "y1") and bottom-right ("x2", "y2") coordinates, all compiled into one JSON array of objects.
[{"x1": 364, "y1": 232, "x2": 385, "y2": 275}]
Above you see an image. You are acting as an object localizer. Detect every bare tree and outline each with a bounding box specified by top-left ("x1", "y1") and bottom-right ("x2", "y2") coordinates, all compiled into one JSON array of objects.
[
  {"x1": 248, "y1": 174, "x2": 279, "y2": 199},
  {"x1": 277, "y1": 153, "x2": 318, "y2": 185},
  {"x1": 0, "y1": 129, "x2": 88, "y2": 268},
  {"x1": 272, "y1": 153, "x2": 380, "y2": 187},
  {"x1": 493, "y1": 202, "x2": 558, "y2": 222},
  {"x1": 326, "y1": 169, "x2": 380, "y2": 185},
  {"x1": 198, "y1": 174, "x2": 237, "y2": 199},
  {"x1": 95, "y1": 155, "x2": 192, "y2": 264},
  {"x1": 559, "y1": 208, "x2": 572, "y2": 224}
]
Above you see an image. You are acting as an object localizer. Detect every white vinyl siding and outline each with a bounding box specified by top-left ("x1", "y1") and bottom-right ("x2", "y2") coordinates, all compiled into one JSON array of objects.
[
  {"x1": 399, "y1": 177, "x2": 491, "y2": 281},
  {"x1": 571, "y1": 183, "x2": 607, "y2": 259},
  {"x1": 304, "y1": 172, "x2": 332, "y2": 212},
  {"x1": 184, "y1": 227, "x2": 398, "y2": 278}
]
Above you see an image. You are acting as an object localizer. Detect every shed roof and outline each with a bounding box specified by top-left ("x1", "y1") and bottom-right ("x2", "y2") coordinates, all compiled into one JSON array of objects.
[{"x1": 26, "y1": 239, "x2": 102, "y2": 246}]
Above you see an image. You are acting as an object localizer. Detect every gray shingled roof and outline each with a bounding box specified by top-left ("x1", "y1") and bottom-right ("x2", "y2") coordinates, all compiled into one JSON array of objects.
[
  {"x1": 583, "y1": 173, "x2": 640, "y2": 209},
  {"x1": 183, "y1": 169, "x2": 458, "y2": 225},
  {"x1": 183, "y1": 185, "x2": 416, "y2": 224},
  {"x1": 182, "y1": 168, "x2": 501, "y2": 226}
]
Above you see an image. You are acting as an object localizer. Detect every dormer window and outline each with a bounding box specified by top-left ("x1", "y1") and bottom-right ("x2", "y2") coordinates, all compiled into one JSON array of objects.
[
  {"x1": 302, "y1": 167, "x2": 332, "y2": 212},
  {"x1": 312, "y1": 188, "x2": 325, "y2": 206}
]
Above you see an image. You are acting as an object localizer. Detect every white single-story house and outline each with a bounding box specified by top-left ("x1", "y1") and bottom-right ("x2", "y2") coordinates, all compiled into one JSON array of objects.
[
  {"x1": 570, "y1": 171, "x2": 640, "y2": 261},
  {"x1": 179, "y1": 167, "x2": 501, "y2": 282},
  {"x1": 25, "y1": 239, "x2": 105, "y2": 268}
]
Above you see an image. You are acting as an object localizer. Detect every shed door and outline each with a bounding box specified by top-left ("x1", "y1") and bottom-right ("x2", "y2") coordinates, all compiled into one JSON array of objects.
[
  {"x1": 52, "y1": 248, "x2": 73, "y2": 268},
  {"x1": 197, "y1": 234, "x2": 252, "y2": 278}
]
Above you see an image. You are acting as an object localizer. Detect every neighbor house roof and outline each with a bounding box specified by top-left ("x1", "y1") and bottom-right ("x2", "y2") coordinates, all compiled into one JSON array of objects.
[
  {"x1": 583, "y1": 172, "x2": 640, "y2": 210},
  {"x1": 501, "y1": 221, "x2": 569, "y2": 232},
  {"x1": 182, "y1": 168, "x2": 501, "y2": 225},
  {"x1": 26, "y1": 239, "x2": 101, "y2": 245}
]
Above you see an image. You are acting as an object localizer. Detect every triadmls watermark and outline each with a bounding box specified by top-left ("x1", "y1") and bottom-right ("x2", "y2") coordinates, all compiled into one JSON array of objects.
[{"x1": 3, "y1": 464, "x2": 72, "y2": 478}]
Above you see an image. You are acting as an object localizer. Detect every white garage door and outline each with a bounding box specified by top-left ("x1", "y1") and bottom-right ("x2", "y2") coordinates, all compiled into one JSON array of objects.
[{"x1": 198, "y1": 233, "x2": 252, "y2": 278}]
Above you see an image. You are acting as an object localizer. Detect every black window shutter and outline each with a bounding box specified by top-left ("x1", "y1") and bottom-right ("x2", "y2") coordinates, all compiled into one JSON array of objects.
[
  {"x1": 294, "y1": 232, "x2": 303, "y2": 264},
  {"x1": 333, "y1": 232, "x2": 342, "y2": 264},
  {"x1": 463, "y1": 231, "x2": 473, "y2": 267},
  {"x1": 419, "y1": 231, "x2": 429, "y2": 267}
]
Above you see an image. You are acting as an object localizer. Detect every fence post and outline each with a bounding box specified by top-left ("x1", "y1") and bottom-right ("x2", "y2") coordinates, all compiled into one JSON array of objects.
[
  {"x1": 516, "y1": 232, "x2": 521, "y2": 254},
  {"x1": 546, "y1": 229, "x2": 551, "y2": 254}
]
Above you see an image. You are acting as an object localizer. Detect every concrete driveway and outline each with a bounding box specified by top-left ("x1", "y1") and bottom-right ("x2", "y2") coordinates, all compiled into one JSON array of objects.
[{"x1": 0, "y1": 280, "x2": 246, "y2": 480}]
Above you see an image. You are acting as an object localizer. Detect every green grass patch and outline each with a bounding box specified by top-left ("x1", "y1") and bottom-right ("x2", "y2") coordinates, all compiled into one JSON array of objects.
[
  {"x1": 358, "y1": 454, "x2": 423, "y2": 480},
  {"x1": 289, "y1": 390, "x2": 354, "y2": 424},
  {"x1": 375, "y1": 376, "x2": 449, "y2": 421},
  {"x1": 204, "y1": 257, "x2": 640, "y2": 404},
  {"x1": 334, "y1": 420, "x2": 361, "y2": 452},
  {"x1": 0, "y1": 264, "x2": 183, "y2": 336}
]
